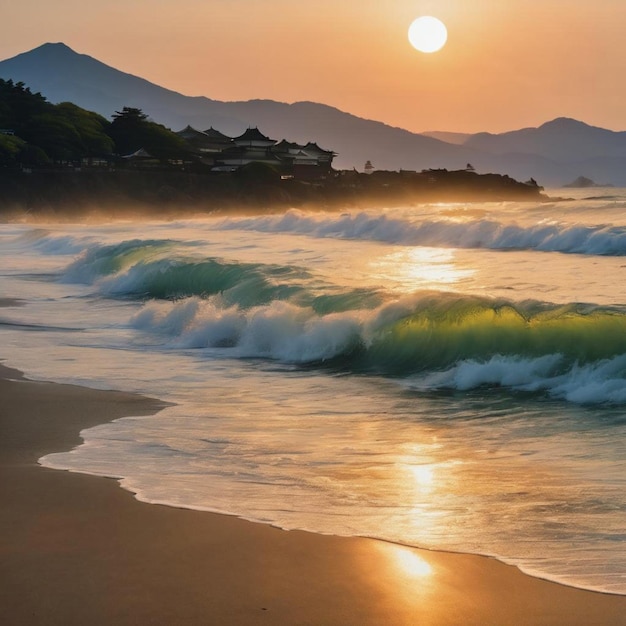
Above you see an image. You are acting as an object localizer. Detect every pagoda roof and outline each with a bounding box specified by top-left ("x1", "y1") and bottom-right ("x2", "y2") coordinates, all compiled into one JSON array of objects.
[
  {"x1": 303, "y1": 141, "x2": 335, "y2": 155},
  {"x1": 273, "y1": 139, "x2": 302, "y2": 150},
  {"x1": 176, "y1": 125, "x2": 209, "y2": 139},
  {"x1": 233, "y1": 127, "x2": 275, "y2": 144},
  {"x1": 202, "y1": 127, "x2": 233, "y2": 142}
]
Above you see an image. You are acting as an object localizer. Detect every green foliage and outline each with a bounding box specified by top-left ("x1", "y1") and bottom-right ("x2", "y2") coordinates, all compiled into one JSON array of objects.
[
  {"x1": 56, "y1": 103, "x2": 114, "y2": 156},
  {"x1": 236, "y1": 161, "x2": 281, "y2": 183},
  {"x1": 0, "y1": 78, "x2": 114, "y2": 163},
  {"x1": 25, "y1": 111, "x2": 84, "y2": 161},
  {"x1": 0, "y1": 134, "x2": 26, "y2": 166},
  {"x1": 109, "y1": 106, "x2": 188, "y2": 159},
  {"x1": 0, "y1": 79, "x2": 48, "y2": 131},
  {"x1": 0, "y1": 82, "x2": 189, "y2": 166},
  {"x1": 112, "y1": 107, "x2": 148, "y2": 124},
  {"x1": 18, "y1": 143, "x2": 51, "y2": 166}
]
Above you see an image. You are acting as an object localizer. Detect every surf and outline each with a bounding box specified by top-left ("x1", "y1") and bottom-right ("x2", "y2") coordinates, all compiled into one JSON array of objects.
[{"x1": 217, "y1": 208, "x2": 626, "y2": 256}]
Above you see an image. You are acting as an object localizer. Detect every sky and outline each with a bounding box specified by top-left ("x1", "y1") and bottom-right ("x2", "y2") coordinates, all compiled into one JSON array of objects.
[{"x1": 2, "y1": 0, "x2": 626, "y2": 134}]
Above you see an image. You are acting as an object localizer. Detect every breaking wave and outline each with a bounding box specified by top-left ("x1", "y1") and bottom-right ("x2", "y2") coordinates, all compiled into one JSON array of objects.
[
  {"x1": 130, "y1": 292, "x2": 626, "y2": 404},
  {"x1": 218, "y1": 210, "x2": 626, "y2": 256},
  {"x1": 61, "y1": 239, "x2": 321, "y2": 307},
  {"x1": 10, "y1": 228, "x2": 92, "y2": 256},
  {"x1": 58, "y1": 237, "x2": 626, "y2": 404}
]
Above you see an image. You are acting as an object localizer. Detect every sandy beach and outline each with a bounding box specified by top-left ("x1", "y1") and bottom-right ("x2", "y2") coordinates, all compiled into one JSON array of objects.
[{"x1": 0, "y1": 361, "x2": 624, "y2": 625}]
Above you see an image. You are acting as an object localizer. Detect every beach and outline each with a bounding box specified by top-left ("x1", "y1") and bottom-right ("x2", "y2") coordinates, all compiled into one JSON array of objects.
[
  {"x1": 2, "y1": 2, "x2": 626, "y2": 620},
  {"x1": 1, "y1": 362, "x2": 625, "y2": 626}
]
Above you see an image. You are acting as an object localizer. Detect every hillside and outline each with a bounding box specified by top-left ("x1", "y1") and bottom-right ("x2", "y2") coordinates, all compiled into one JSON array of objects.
[
  {"x1": 0, "y1": 74, "x2": 546, "y2": 217},
  {"x1": 0, "y1": 168, "x2": 546, "y2": 218},
  {"x1": 0, "y1": 43, "x2": 476, "y2": 173},
  {"x1": 2, "y1": 43, "x2": 626, "y2": 185},
  {"x1": 465, "y1": 118, "x2": 626, "y2": 161},
  {"x1": 461, "y1": 118, "x2": 626, "y2": 186}
]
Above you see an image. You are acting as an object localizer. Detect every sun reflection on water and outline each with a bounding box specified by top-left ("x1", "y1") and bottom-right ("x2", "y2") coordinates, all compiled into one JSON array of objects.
[
  {"x1": 369, "y1": 247, "x2": 475, "y2": 293},
  {"x1": 390, "y1": 545, "x2": 433, "y2": 578},
  {"x1": 410, "y1": 464, "x2": 435, "y2": 490}
]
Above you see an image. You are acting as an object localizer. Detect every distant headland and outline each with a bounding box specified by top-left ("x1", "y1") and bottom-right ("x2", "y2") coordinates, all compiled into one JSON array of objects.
[
  {"x1": 563, "y1": 176, "x2": 613, "y2": 189},
  {"x1": 2, "y1": 43, "x2": 626, "y2": 187},
  {"x1": 0, "y1": 79, "x2": 546, "y2": 217}
]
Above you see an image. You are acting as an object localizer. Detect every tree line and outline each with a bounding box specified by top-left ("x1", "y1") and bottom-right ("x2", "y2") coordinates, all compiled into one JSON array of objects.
[{"x1": 0, "y1": 79, "x2": 187, "y2": 167}]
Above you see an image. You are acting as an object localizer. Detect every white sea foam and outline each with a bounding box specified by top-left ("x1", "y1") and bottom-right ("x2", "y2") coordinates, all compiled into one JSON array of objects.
[
  {"x1": 419, "y1": 354, "x2": 563, "y2": 390},
  {"x1": 3, "y1": 209, "x2": 625, "y2": 596},
  {"x1": 237, "y1": 302, "x2": 361, "y2": 362},
  {"x1": 33, "y1": 233, "x2": 92, "y2": 255},
  {"x1": 130, "y1": 296, "x2": 626, "y2": 405},
  {"x1": 218, "y1": 209, "x2": 626, "y2": 255},
  {"x1": 131, "y1": 297, "x2": 363, "y2": 362},
  {"x1": 416, "y1": 353, "x2": 626, "y2": 404}
]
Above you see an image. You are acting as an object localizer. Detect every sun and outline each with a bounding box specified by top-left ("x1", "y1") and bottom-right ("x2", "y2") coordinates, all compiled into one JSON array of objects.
[{"x1": 408, "y1": 16, "x2": 448, "y2": 54}]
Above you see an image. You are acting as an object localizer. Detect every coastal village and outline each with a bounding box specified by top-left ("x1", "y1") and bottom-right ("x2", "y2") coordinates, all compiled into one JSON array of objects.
[
  {"x1": 0, "y1": 83, "x2": 546, "y2": 213},
  {"x1": 170, "y1": 126, "x2": 336, "y2": 179}
]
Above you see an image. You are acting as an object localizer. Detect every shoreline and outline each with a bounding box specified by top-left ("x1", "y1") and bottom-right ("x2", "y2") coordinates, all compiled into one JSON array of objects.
[
  {"x1": 2, "y1": 361, "x2": 625, "y2": 625},
  {"x1": 0, "y1": 167, "x2": 547, "y2": 219}
]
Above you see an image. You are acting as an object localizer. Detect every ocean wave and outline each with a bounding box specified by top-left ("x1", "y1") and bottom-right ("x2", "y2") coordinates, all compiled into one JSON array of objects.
[
  {"x1": 61, "y1": 239, "x2": 315, "y2": 305},
  {"x1": 130, "y1": 292, "x2": 626, "y2": 403},
  {"x1": 62, "y1": 239, "x2": 176, "y2": 283},
  {"x1": 100, "y1": 257, "x2": 308, "y2": 305},
  {"x1": 412, "y1": 353, "x2": 626, "y2": 404},
  {"x1": 11, "y1": 228, "x2": 91, "y2": 255},
  {"x1": 218, "y1": 209, "x2": 626, "y2": 256}
]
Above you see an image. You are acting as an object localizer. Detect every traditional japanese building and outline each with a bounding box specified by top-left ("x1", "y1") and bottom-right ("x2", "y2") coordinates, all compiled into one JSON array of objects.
[
  {"x1": 215, "y1": 127, "x2": 278, "y2": 168},
  {"x1": 301, "y1": 142, "x2": 336, "y2": 166},
  {"x1": 202, "y1": 127, "x2": 234, "y2": 153},
  {"x1": 232, "y1": 127, "x2": 276, "y2": 149},
  {"x1": 270, "y1": 141, "x2": 327, "y2": 179},
  {"x1": 176, "y1": 125, "x2": 232, "y2": 155},
  {"x1": 174, "y1": 125, "x2": 336, "y2": 177}
]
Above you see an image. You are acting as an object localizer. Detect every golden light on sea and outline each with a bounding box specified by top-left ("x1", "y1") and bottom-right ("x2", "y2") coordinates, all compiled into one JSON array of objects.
[
  {"x1": 369, "y1": 247, "x2": 475, "y2": 293},
  {"x1": 410, "y1": 464, "x2": 435, "y2": 490},
  {"x1": 391, "y1": 545, "x2": 434, "y2": 578}
]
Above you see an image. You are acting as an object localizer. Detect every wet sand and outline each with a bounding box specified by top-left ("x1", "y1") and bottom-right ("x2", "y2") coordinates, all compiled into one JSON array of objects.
[{"x1": 1, "y1": 362, "x2": 625, "y2": 625}]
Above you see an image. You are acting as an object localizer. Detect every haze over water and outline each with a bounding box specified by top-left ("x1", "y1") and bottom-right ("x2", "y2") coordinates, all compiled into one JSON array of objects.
[{"x1": 1, "y1": 189, "x2": 625, "y2": 594}]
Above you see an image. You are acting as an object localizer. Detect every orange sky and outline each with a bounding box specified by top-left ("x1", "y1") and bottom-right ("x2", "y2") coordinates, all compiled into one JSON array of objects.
[{"x1": 2, "y1": 0, "x2": 625, "y2": 133}]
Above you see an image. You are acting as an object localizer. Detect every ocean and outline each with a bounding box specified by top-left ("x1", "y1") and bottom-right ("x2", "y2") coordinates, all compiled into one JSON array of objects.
[{"x1": 1, "y1": 188, "x2": 624, "y2": 595}]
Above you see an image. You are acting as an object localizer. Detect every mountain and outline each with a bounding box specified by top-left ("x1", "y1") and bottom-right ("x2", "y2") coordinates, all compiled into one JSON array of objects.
[
  {"x1": 465, "y1": 118, "x2": 626, "y2": 161},
  {"x1": 461, "y1": 118, "x2": 626, "y2": 186},
  {"x1": 421, "y1": 131, "x2": 472, "y2": 145},
  {"x1": 1, "y1": 43, "x2": 626, "y2": 185},
  {"x1": 0, "y1": 43, "x2": 477, "y2": 173}
]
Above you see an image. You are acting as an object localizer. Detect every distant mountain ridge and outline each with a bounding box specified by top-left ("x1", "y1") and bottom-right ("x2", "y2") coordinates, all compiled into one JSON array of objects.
[
  {"x1": 2, "y1": 42, "x2": 626, "y2": 185},
  {"x1": 421, "y1": 131, "x2": 472, "y2": 145},
  {"x1": 464, "y1": 117, "x2": 626, "y2": 161}
]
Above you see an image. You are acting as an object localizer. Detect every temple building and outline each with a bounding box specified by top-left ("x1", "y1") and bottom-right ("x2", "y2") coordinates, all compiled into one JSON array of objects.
[
  {"x1": 217, "y1": 127, "x2": 281, "y2": 169},
  {"x1": 201, "y1": 127, "x2": 235, "y2": 154},
  {"x1": 174, "y1": 125, "x2": 336, "y2": 178},
  {"x1": 175, "y1": 126, "x2": 233, "y2": 165}
]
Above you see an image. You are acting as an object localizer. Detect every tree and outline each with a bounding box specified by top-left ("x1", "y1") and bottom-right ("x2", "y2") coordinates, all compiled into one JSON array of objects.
[
  {"x1": 0, "y1": 83, "x2": 186, "y2": 167},
  {"x1": 0, "y1": 79, "x2": 49, "y2": 133},
  {"x1": 0, "y1": 79, "x2": 113, "y2": 163},
  {"x1": 25, "y1": 111, "x2": 83, "y2": 161},
  {"x1": 56, "y1": 103, "x2": 114, "y2": 157},
  {"x1": 112, "y1": 107, "x2": 148, "y2": 122},
  {"x1": 0, "y1": 134, "x2": 26, "y2": 166},
  {"x1": 108, "y1": 107, "x2": 188, "y2": 160}
]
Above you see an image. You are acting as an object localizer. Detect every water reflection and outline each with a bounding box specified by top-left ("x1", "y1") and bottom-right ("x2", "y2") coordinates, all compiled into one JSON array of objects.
[
  {"x1": 410, "y1": 464, "x2": 435, "y2": 491},
  {"x1": 390, "y1": 545, "x2": 433, "y2": 578},
  {"x1": 370, "y1": 247, "x2": 475, "y2": 292}
]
